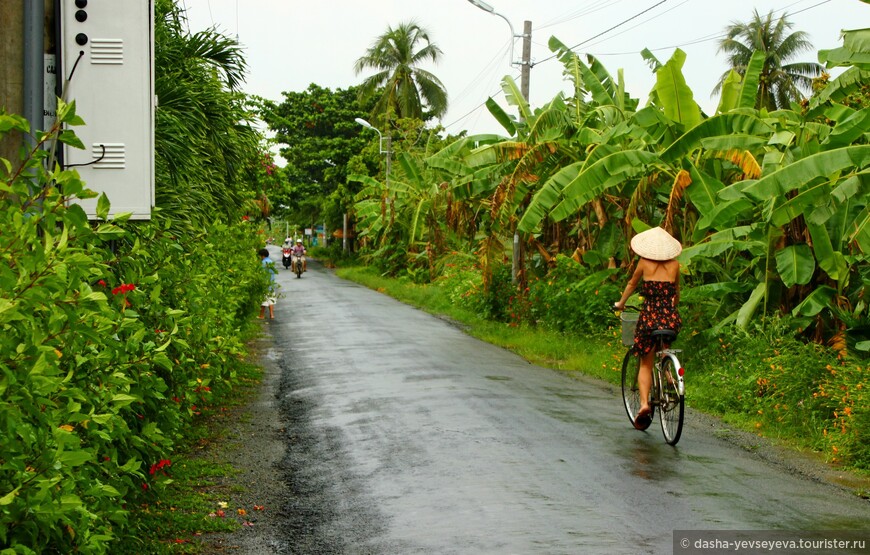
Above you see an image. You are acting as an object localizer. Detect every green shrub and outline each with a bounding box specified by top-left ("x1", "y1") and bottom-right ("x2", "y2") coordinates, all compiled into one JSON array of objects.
[
  {"x1": 445, "y1": 263, "x2": 515, "y2": 322},
  {"x1": 527, "y1": 255, "x2": 620, "y2": 335},
  {"x1": 1, "y1": 106, "x2": 266, "y2": 552},
  {"x1": 684, "y1": 317, "x2": 868, "y2": 468}
]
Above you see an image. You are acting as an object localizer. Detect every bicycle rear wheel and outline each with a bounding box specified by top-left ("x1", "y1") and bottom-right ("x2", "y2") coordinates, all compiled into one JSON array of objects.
[
  {"x1": 658, "y1": 356, "x2": 684, "y2": 445},
  {"x1": 621, "y1": 350, "x2": 653, "y2": 430}
]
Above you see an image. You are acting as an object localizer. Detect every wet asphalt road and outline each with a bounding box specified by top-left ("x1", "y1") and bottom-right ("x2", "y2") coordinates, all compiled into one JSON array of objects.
[{"x1": 263, "y1": 252, "x2": 869, "y2": 555}]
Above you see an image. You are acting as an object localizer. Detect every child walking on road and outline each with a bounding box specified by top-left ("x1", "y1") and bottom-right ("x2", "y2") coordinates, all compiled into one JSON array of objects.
[{"x1": 258, "y1": 247, "x2": 277, "y2": 319}]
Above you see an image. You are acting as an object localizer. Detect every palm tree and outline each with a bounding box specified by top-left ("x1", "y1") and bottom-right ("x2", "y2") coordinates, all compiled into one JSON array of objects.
[
  {"x1": 153, "y1": 0, "x2": 260, "y2": 225},
  {"x1": 713, "y1": 9, "x2": 823, "y2": 110},
  {"x1": 354, "y1": 21, "x2": 449, "y2": 122}
]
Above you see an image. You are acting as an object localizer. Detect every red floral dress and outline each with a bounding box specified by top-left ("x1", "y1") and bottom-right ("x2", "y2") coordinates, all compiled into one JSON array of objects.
[{"x1": 633, "y1": 280, "x2": 681, "y2": 355}]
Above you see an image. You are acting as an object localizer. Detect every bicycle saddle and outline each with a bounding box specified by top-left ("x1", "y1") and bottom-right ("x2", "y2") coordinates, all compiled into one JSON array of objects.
[{"x1": 651, "y1": 329, "x2": 677, "y2": 340}]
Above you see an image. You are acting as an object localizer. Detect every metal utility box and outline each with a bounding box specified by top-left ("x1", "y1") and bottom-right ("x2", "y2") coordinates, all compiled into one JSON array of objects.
[{"x1": 59, "y1": 0, "x2": 155, "y2": 219}]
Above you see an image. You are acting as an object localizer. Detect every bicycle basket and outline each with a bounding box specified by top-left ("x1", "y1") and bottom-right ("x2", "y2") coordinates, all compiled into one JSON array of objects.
[{"x1": 620, "y1": 311, "x2": 639, "y2": 347}]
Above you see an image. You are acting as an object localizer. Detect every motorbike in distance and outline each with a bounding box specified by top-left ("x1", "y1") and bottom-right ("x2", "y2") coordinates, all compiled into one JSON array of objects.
[
  {"x1": 292, "y1": 254, "x2": 304, "y2": 278},
  {"x1": 282, "y1": 247, "x2": 293, "y2": 269}
]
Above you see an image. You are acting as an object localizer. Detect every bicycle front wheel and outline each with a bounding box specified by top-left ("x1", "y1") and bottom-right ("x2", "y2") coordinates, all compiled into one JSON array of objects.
[
  {"x1": 659, "y1": 356, "x2": 684, "y2": 445},
  {"x1": 621, "y1": 350, "x2": 653, "y2": 430}
]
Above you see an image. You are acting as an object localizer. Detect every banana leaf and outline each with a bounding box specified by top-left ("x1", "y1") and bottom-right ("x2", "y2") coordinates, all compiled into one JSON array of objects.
[
  {"x1": 809, "y1": 67, "x2": 870, "y2": 110},
  {"x1": 500, "y1": 75, "x2": 531, "y2": 123},
  {"x1": 427, "y1": 135, "x2": 503, "y2": 173},
  {"x1": 549, "y1": 37, "x2": 615, "y2": 107},
  {"x1": 660, "y1": 113, "x2": 773, "y2": 163},
  {"x1": 736, "y1": 281, "x2": 767, "y2": 328},
  {"x1": 743, "y1": 145, "x2": 870, "y2": 201},
  {"x1": 716, "y1": 69, "x2": 743, "y2": 114},
  {"x1": 464, "y1": 142, "x2": 524, "y2": 168},
  {"x1": 808, "y1": 221, "x2": 847, "y2": 282},
  {"x1": 699, "y1": 135, "x2": 768, "y2": 151},
  {"x1": 792, "y1": 286, "x2": 837, "y2": 317},
  {"x1": 738, "y1": 51, "x2": 766, "y2": 109},
  {"x1": 517, "y1": 159, "x2": 583, "y2": 233},
  {"x1": 851, "y1": 205, "x2": 870, "y2": 253},
  {"x1": 549, "y1": 150, "x2": 660, "y2": 222},
  {"x1": 587, "y1": 54, "x2": 620, "y2": 104},
  {"x1": 678, "y1": 226, "x2": 755, "y2": 263},
  {"x1": 823, "y1": 108, "x2": 870, "y2": 149},
  {"x1": 685, "y1": 162, "x2": 725, "y2": 217},
  {"x1": 818, "y1": 28, "x2": 870, "y2": 69},
  {"x1": 775, "y1": 244, "x2": 815, "y2": 287},
  {"x1": 398, "y1": 152, "x2": 424, "y2": 186},
  {"x1": 770, "y1": 179, "x2": 830, "y2": 226},
  {"x1": 486, "y1": 97, "x2": 517, "y2": 136},
  {"x1": 641, "y1": 48, "x2": 663, "y2": 72},
  {"x1": 696, "y1": 198, "x2": 754, "y2": 231},
  {"x1": 654, "y1": 48, "x2": 702, "y2": 128}
]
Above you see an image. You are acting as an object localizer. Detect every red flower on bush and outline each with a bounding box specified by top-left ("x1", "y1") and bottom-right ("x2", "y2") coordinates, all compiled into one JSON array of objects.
[
  {"x1": 242, "y1": 215, "x2": 250, "y2": 221},
  {"x1": 149, "y1": 459, "x2": 172, "y2": 476},
  {"x1": 98, "y1": 279, "x2": 107, "y2": 287},
  {"x1": 111, "y1": 283, "x2": 136, "y2": 295}
]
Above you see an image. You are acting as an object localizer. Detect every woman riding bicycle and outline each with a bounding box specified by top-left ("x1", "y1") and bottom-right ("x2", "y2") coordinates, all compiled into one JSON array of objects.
[{"x1": 614, "y1": 227, "x2": 682, "y2": 428}]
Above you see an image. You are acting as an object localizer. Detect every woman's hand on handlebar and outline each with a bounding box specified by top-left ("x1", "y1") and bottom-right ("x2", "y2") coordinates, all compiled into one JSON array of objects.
[{"x1": 614, "y1": 301, "x2": 625, "y2": 312}]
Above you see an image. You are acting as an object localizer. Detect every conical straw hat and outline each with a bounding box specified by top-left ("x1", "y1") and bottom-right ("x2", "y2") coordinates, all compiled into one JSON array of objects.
[{"x1": 630, "y1": 227, "x2": 682, "y2": 261}]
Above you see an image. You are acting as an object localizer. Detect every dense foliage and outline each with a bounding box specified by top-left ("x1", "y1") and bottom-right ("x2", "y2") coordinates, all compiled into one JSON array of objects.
[
  {"x1": 354, "y1": 30, "x2": 870, "y2": 355},
  {"x1": 0, "y1": 107, "x2": 267, "y2": 552},
  {"x1": 257, "y1": 84, "x2": 375, "y2": 230},
  {"x1": 1, "y1": 0, "x2": 269, "y2": 550}
]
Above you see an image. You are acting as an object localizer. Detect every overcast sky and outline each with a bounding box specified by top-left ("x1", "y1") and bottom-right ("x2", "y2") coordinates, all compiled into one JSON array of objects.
[{"x1": 183, "y1": 0, "x2": 868, "y2": 138}]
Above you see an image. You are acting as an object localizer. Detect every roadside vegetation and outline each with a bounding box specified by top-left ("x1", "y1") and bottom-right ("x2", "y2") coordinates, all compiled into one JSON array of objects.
[{"x1": 1, "y1": 1, "x2": 274, "y2": 552}]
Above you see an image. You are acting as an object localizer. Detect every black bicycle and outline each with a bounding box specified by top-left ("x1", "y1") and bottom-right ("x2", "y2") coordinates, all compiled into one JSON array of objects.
[{"x1": 619, "y1": 309, "x2": 685, "y2": 445}]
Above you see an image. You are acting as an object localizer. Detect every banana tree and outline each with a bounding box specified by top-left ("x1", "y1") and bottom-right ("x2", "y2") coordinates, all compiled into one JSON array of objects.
[{"x1": 350, "y1": 147, "x2": 464, "y2": 279}]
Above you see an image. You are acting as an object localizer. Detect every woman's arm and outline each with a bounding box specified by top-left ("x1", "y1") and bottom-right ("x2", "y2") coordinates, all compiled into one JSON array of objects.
[{"x1": 614, "y1": 262, "x2": 644, "y2": 310}]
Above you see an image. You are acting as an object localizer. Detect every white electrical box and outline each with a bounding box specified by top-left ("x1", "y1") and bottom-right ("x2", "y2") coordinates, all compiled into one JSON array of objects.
[{"x1": 60, "y1": 0, "x2": 155, "y2": 220}]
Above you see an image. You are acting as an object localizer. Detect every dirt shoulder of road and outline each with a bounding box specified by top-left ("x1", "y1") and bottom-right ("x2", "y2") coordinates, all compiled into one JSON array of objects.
[
  {"x1": 686, "y1": 407, "x2": 870, "y2": 497},
  {"x1": 196, "y1": 324, "x2": 291, "y2": 554}
]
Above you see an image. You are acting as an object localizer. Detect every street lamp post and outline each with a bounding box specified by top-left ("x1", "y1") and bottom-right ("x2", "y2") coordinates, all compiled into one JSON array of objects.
[
  {"x1": 354, "y1": 117, "x2": 391, "y2": 186},
  {"x1": 355, "y1": 117, "x2": 392, "y2": 253},
  {"x1": 466, "y1": 0, "x2": 531, "y2": 101}
]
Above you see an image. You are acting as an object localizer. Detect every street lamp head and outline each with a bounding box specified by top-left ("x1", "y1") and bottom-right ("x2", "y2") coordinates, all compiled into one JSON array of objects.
[
  {"x1": 467, "y1": 0, "x2": 495, "y2": 13},
  {"x1": 354, "y1": 117, "x2": 373, "y2": 129}
]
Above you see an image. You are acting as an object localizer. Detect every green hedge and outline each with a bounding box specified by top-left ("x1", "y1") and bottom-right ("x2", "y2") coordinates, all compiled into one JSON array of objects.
[{"x1": 1, "y1": 109, "x2": 267, "y2": 552}]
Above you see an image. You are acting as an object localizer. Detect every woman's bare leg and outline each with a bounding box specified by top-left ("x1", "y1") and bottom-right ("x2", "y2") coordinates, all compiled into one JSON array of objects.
[{"x1": 638, "y1": 350, "x2": 654, "y2": 415}]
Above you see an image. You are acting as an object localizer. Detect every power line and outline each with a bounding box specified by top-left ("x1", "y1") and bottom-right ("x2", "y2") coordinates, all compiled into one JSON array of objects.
[
  {"x1": 540, "y1": 0, "x2": 828, "y2": 63},
  {"x1": 589, "y1": 32, "x2": 725, "y2": 57},
  {"x1": 786, "y1": 0, "x2": 832, "y2": 16},
  {"x1": 581, "y1": 0, "x2": 693, "y2": 51},
  {"x1": 533, "y1": 0, "x2": 669, "y2": 67},
  {"x1": 772, "y1": 0, "x2": 816, "y2": 14},
  {"x1": 442, "y1": 71, "x2": 522, "y2": 132},
  {"x1": 450, "y1": 38, "x2": 512, "y2": 107},
  {"x1": 537, "y1": 0, "x2": 627, "y2": 31}
]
